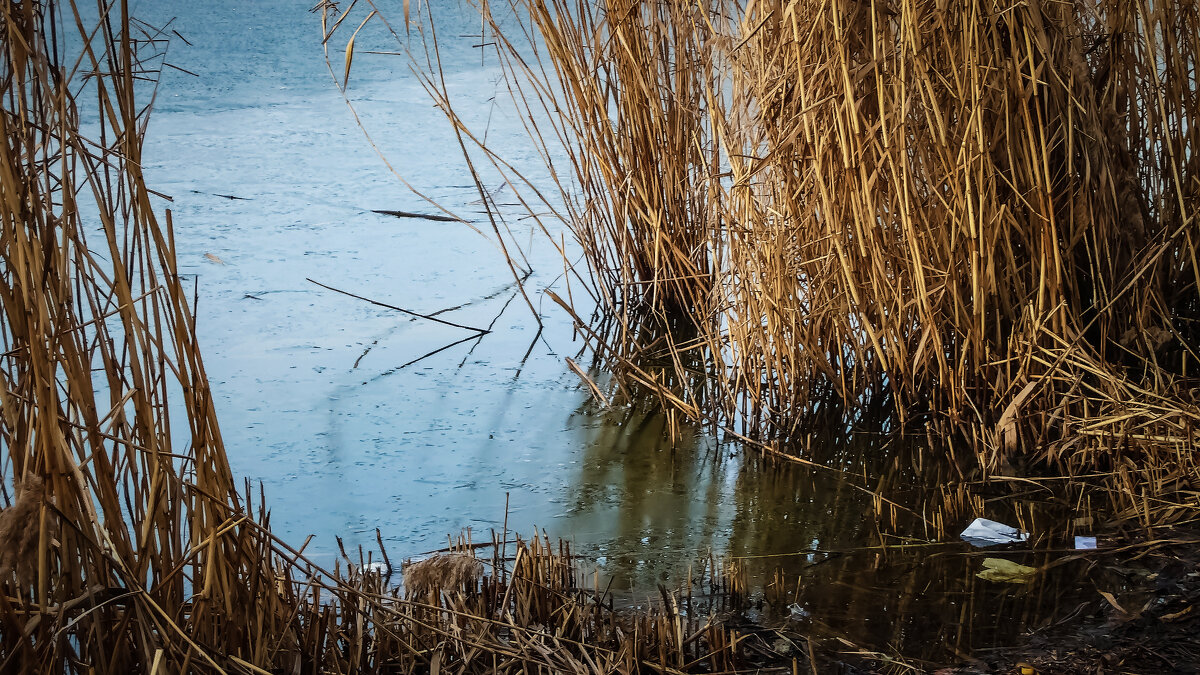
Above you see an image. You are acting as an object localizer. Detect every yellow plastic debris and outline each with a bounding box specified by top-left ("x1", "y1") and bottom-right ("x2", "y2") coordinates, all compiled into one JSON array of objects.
[{"x1": 976, "y1": 558, "x2": 1038, "y2": 584}]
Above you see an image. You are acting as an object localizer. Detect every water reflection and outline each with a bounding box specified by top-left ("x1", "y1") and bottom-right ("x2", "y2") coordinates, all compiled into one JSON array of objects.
[
  {"x1": 564, "y1": 406, "x2": 727, "y2": 593},
  {"x1": 564, "y1": 403, "x2": 1104, "y2": 663}
]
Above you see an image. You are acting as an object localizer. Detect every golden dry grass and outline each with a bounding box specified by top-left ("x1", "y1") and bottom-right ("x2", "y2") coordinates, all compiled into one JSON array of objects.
[{"x1": 716, "y1": 0, "x2": 1200, "y2": 519}]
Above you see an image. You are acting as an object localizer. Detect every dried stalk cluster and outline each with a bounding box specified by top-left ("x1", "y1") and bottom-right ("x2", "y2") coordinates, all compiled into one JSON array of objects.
[{"x1": 453, "y1": 0, "x2": 1200, "y2": 518}]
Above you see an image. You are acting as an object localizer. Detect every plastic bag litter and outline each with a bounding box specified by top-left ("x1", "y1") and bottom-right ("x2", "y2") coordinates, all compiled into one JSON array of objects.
[
  {"x1": 977, "y1": 558, "x2": 1038, "y2": 584},
  {"x1": 960, "y1": 517, "x2": 1029, "y2": 547},
  {"x1": 1074, "y1": 536, "x2": 1097, "y2": 550}
]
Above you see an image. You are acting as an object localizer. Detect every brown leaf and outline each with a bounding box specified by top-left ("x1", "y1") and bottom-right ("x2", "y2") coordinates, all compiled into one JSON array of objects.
[
  {"x1": 1161, "y1": 605, "x2": 1194, "y2": 622},
  {"x1": 343, "y1": 10, "x2": 377, "y2": 89},
  {"x1": 996, "y1": 381, "x2": 1038, "y2": 454},
  {"x1": 1098, "y1": 590, "x2": 1129, "y2": 615}
]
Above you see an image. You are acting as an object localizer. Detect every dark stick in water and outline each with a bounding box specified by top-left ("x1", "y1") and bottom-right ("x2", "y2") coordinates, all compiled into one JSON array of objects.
[
  {"x1": 372, "y1": 208, "x2": 463, "y2": 222},
  {"x1": 306, "y1": 277, "x2": 491, "y2": 334}
]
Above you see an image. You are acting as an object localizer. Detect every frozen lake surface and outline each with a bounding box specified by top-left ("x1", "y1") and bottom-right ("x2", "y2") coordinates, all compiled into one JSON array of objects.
[{"x1": 136, "y1": 0, "x2": 762, "y2": 584}]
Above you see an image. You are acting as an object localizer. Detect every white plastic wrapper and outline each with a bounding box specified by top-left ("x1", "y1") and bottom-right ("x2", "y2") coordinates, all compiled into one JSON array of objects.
[{"x1": 960, "y1": 518, "x2": 1029, "y2": 547}]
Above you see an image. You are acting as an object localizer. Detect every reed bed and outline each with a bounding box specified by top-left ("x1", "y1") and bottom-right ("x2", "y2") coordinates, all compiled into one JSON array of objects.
[
  {"x1": 414, "y1": 0, "x2": 1200, "y2": 512},
  {"x1": 719, "y1": 0, "x2": 1200, "y2": 469}
]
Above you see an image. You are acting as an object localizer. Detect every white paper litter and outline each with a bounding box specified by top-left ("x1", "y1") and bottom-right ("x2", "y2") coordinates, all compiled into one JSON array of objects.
[{"x1": 960, "y1": 518, "x2": 1029, "y2": 547}]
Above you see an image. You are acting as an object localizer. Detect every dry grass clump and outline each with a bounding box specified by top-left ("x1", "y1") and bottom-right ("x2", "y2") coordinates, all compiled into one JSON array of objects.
[
  {"x1": 717, "y1": 0, "x2": 1200, "y2": 507},
  {"x1": 403, "y1": 552, "x2": 484, "y2": 596},
  {"x1": 722, "y1": 0, "x2": 1196, "y2": 413},
  {"x1": 336, "y1": 533, "x2": 793, "y2": 674}
]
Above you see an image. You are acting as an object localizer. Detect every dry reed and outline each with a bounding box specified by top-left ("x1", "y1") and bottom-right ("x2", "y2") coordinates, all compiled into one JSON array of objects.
[
  {"x1": 402, "y1": 552, "x2": 484, "y2": 596},
  {"x1": 412, "y1": 0, "x2": 1200, "y2": 518}
]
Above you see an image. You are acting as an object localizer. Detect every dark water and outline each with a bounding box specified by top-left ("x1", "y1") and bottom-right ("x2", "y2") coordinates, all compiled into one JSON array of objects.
[{"x1": 127, "y1": 0, "x2": 1113, "y2": 664}]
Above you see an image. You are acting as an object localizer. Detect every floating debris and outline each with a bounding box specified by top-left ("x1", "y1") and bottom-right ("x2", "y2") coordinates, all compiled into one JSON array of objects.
[
  {"x1": 372, "y1": 208, "x2": 462, "y2": 222},
  {"x1": 960, "y1": 518, "x2": 1029, "y2": 547},
  {"x1": 358, "y1": 560, "x2": 390, "y2": 575},
  {"x1": 977, "y1": 558, "x2": 1038, "y2": 584}
]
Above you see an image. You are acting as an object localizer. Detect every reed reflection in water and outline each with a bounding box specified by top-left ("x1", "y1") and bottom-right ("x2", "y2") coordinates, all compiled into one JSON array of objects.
[{"x1": 562, "y1": 403, "x2": 1109, "y2": 663}]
